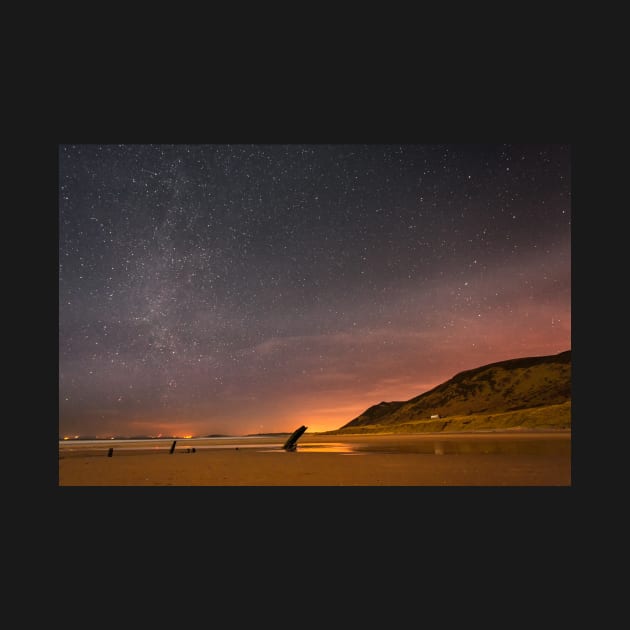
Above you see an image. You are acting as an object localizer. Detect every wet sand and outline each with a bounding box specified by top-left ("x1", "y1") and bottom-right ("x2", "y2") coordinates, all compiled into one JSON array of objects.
[{"x1": 58, "y1": 431, "x2": 571, "y2": 486}]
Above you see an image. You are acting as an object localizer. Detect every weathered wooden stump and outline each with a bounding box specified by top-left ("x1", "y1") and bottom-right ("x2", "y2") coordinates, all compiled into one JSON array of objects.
[
  {"x1": 169, "y1": 440, "x2": 177, "y2": 454},
  {"x1": 283, "y1": 425, "x2": 308, "y2": 451}
]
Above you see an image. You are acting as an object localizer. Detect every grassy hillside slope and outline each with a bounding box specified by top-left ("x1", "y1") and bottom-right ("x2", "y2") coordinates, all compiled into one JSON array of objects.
[{"x1": 326, "y1": 350, "x2": 571, "y2": 435}]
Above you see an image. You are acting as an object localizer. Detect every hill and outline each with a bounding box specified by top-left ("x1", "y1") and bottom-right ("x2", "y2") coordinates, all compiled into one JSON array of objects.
[{"x1": 325, "y1": 350, "x2": 571, "y2": 434}]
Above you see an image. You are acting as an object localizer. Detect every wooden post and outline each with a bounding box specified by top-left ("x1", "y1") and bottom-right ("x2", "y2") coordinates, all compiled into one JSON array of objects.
[
  {"x1": 283, "y1": 425, "x2": 308, "y2": 451},
  {"x1": 170, "y1": 440, "x2": 177, "y2": 454},
  {"x1": 107, "y1": 447, "x2": 114, "y2": 457}
]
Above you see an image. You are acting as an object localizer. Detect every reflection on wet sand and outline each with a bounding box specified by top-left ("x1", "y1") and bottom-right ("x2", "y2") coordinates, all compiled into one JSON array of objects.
[
  {"x1": 281, "y1": 442, "x2": 359, "y2": 454},
  {"x1": 266, "y1": 438, "x2": 570, "y2": 456},
  {"x1": 350, "y1": 438, "x2": 570, "y2": 456}
]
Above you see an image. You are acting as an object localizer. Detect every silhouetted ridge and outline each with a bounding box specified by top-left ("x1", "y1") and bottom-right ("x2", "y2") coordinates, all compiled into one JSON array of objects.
[{"x1": 335, "y1": 350, "x2": 571, "y2": 433}]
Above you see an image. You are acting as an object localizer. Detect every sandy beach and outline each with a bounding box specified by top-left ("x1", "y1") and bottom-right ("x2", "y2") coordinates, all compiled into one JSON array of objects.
[{"x1": 58, "y1": 431, "x2": 571, "y2": 486}]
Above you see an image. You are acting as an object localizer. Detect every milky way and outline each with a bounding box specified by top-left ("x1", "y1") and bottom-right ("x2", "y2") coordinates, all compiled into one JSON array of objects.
[{"x1": 59, "y1": 144, "x2": 571, "y2": 437}]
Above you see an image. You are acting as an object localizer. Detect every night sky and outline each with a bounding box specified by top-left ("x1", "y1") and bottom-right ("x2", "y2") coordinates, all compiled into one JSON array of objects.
[{"x1": 59, "y1": 144, "x2": 571, "y2": 438}]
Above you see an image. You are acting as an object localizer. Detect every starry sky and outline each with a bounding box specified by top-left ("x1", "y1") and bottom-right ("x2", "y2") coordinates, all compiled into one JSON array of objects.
[{"x1": 59, "y1": 144, "x2": 571, "y2": 437}]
